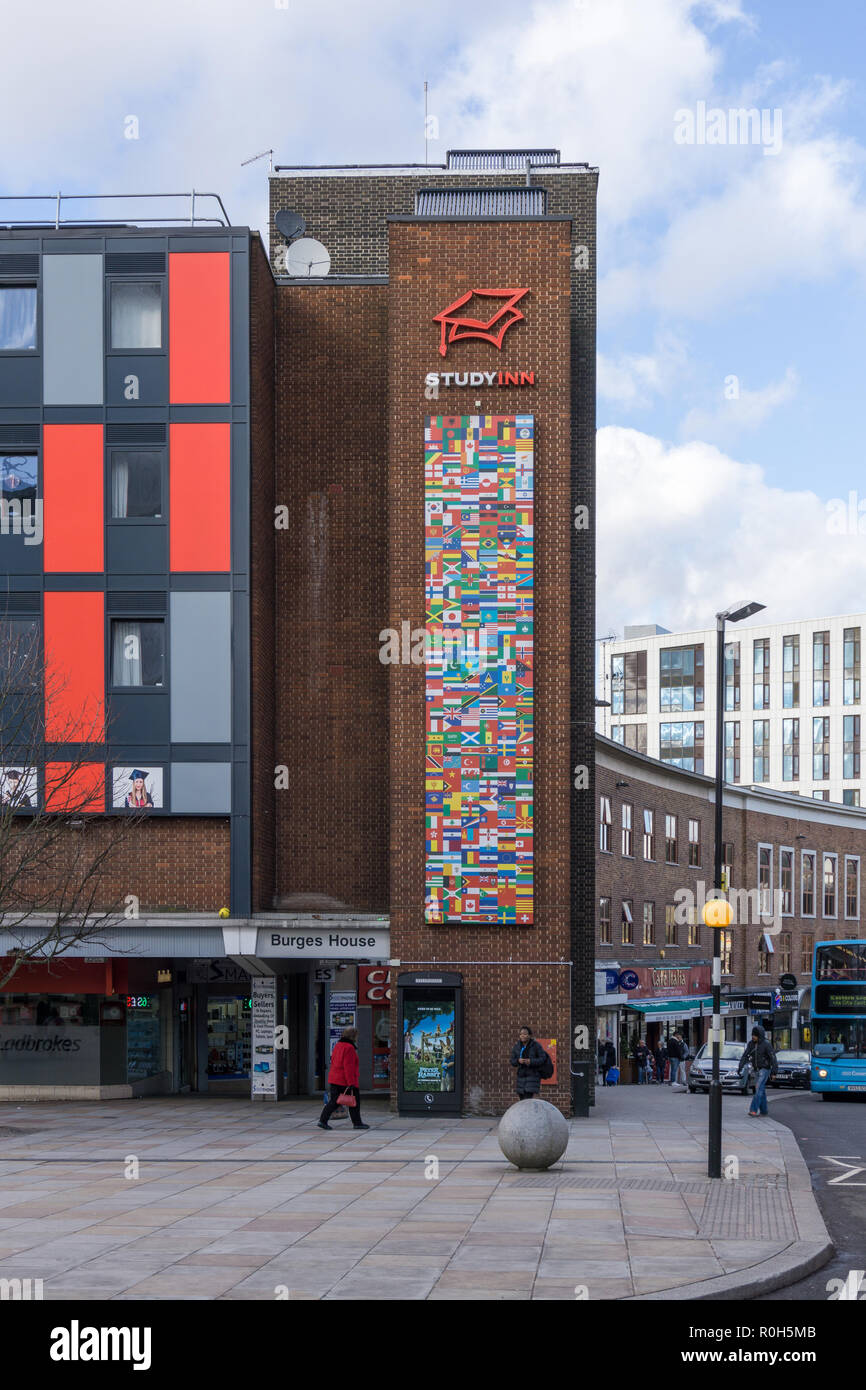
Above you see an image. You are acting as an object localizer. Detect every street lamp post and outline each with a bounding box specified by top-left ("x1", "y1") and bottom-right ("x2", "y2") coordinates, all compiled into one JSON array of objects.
[{"x1": 707, "y1": 600, "x2": 765, "y2": 1180}]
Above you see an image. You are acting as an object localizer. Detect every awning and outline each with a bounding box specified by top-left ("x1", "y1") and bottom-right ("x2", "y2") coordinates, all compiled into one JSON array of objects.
[{"x1": 625, "y1": 996, "x2": 713, "y2": 1019}]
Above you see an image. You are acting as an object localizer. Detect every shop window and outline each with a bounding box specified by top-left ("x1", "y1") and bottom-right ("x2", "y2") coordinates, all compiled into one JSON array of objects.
[
  {"x1": 0, "y1": 285, "x2": 37, "y2": 350},
  {"x1": 110, "y1": 281, "x2": 162, "y2": 349},
  {"x1": 110, "y1": 618, "x2": 165, "y2": 688},
  {"x1": 126, "y1": 993, "x2": 161, "y2": 1081},
  {"x1": 110, "y1": 451, "x2": 163, "y2": 519},
  {"x1": 207, "y1": 995, "x2": 252, "y2": 1079}
]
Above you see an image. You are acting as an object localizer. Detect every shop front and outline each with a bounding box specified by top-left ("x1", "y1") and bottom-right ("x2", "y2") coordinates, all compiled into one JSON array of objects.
[{"x1": 620, "y1": 963, "x2": 714, "y2": 1082}]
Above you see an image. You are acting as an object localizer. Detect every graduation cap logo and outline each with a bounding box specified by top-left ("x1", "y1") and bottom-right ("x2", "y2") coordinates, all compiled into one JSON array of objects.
[{"x1": 433, "y1": 288, "x2": 529, "y2": 358}]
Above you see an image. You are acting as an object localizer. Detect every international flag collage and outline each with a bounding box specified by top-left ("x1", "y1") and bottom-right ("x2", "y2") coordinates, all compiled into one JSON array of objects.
[{"x1": 424, "y1": 415, "x2": 534, "y2": 924}]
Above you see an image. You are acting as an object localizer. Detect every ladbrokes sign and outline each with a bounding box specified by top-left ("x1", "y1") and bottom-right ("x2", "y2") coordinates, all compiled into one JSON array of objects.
[{"x1": 425, "y1": 287, "x2": 536, "y2": 390}]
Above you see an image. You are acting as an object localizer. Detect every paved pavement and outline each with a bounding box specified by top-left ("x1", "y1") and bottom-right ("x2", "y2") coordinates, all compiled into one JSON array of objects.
[{"x1": 0, "y1": 1086, "x2": 832, "y2": 1300}]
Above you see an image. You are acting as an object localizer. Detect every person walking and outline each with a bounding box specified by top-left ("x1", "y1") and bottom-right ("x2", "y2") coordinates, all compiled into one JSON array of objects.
[
  {"x1": 510, "y1": 1025, "x2": 545, "y2": 1100},
  {"x1": 666, "y1": 1032, "x2": 684, "y2": 1086},
  {"x1": 318, "y1": 1027, "x2": 370, "y2": 1131},
  {"x1": 652, "y1": 1039, "x2": 667, "y2": 1085},
  {"x1": 601, "y1": 1037, "x2": 616, "y2": 1086},
  {"x1": 634, "y1": 1037, "x2": 650, "y2": 1084},
  {"x1": 738, "y1": 1024, "x2": 777, "y2": 1117}
]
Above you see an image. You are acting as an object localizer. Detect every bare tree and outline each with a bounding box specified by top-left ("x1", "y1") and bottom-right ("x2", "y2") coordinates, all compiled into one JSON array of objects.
[{"x1": 0, "y1": 618, "x2": 146, "y2": 989}]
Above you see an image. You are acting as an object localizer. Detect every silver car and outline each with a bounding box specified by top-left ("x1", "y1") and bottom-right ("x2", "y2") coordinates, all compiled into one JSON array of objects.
[{"x1": 687, "y1": 1042, "x2": 755, "y2": 1095}]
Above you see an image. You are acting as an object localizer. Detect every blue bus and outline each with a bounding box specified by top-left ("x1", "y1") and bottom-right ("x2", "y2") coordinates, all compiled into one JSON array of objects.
[{"x1": 811, "y1": 939, "x2": 866, "y2": 1098}]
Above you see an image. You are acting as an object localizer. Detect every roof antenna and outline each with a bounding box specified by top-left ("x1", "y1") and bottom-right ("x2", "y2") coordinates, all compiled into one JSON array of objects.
[
  {"x1": 241, "y1": 148, "x2": 274, "y2": 173},
  {"x1": 424, "y1": 81, "x2": 429, "y2": 166}
]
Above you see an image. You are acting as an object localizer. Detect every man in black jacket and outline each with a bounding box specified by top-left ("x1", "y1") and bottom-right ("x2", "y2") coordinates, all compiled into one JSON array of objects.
[
  {"x1": 738, "y1": 1025, "x2": 777, "y2": 1116},
  {"x1": 633, "y1": 1038, "x2": 650, "y2": 1084},
  {"x1": 666, "y1": 1032, "x2": 684, "y2": 1086}
]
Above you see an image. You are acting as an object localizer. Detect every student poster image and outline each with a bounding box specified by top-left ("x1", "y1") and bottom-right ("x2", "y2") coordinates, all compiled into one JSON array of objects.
[{"x1": 402, "y1": 999, "x2": 455, "y2": 1092}]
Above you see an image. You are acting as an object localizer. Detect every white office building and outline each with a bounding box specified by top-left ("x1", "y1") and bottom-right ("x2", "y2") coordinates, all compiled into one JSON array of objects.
[{"x1": 597, "y1": 614, "x2": 863, "y2": 807}]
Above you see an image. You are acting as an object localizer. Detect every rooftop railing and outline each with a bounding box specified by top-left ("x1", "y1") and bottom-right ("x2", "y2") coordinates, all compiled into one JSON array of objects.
[{"x1": 0, "y1": 191, "x2": 232, "y2": 229}]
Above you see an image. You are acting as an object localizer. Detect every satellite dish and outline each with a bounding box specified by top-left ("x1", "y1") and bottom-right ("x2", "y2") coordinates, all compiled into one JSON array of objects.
[
  {"x1": 284, "y1": 237, "x2": 331, "y2": 277},
  {"x1": 274, "y1": 208, "x2": 306, "y2": 242}
]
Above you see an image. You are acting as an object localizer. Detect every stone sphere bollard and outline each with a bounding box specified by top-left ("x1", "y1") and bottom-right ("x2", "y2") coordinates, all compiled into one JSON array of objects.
[{"x1": 497, "y1": 1098, "x2": 569, "y2": 1170}]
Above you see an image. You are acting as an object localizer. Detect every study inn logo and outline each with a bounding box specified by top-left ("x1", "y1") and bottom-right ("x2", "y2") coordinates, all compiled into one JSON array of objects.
[{"x1": 433, "y1": 288, "x2": 529, "y2": 357}]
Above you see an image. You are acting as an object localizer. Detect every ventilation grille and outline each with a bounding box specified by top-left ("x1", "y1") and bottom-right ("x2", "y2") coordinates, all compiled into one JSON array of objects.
[
  {"x1": 0, "y1": 254, "x2": 39, "y2": 276},
  {"x1": 106, "y1": 591, "x2": 167, "y2": 614},
  {"x1": 105, "y1": 423, "x2": 166, "y2": 445},
  {"x1": 0, "y1": 592, "x2": 41, "y2": 616},
  {"x1": 446, "y1": 149, "x2": 559, "y2": 170},
  {"x1": 0, "y1": 425, "x2": 39, "y2": 448},
  {"x1": 105, "y1": 252, "x2": 166, "y2": 275},
  {"x1": 415, "y1": 187, "x2": 547, "y2": 216}
]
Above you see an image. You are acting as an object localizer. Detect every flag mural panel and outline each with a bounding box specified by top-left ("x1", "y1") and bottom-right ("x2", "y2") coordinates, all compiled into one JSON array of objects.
[{"x1": 424, "y1": 414, "x2": 534, "y2": 924}]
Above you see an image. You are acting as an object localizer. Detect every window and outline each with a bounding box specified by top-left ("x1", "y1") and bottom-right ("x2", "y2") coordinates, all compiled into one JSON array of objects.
[
  {"x1": 0, "y1": 617, "x2": 40, "y2": 692},
  {"x1": 0, "y1": 285, "x2": 37, "y2": 350},
  {"x1": 844, "y1": 715, "x2": 860, "y2": 780},
  {"x1": 660, "y1": 644, "x2": 704, "y2": 712},
  {"x1": 621, "y1": 899, "x2": 634, "y2": 945},
  {"x1": 753, "y1": 720, "x2": 770, "y2": 782},
  {"x1": 844, "y1": 627, "x2": 861, "y2": 706},
  {"x1": 1, "y1": 454, "x2": 37, "y2": 508},
  {"x1": 779, "y1": 848, "x2": 794, "y2": 915},
  {"x1": 611, "y1": 651, "x2": 646, "y2": 715},
  {"x1": 643, "y1": 808, "x2": 655, "y2": 860},
  {"x1": 110, "y1": 619, "x2": 165, "y2": 688},
  {"x1": 722, "y1": 841, "x2": 734, "y2": 890},
  {"x1": 845, "y1": 856, "x2": 860, "y2": 920},
  {"x1": 720, "y1": 930, "x2": 733, "y2": 975},
  {"x1": 823, "y1": 853, "x2": 837, "y2": 917},
  {"x1": 659, "y1": 721, "x2": 704, "y2": 773},
  {"x1": 782, "y1": 635, "x2": 800, "y2": 708},
  {"x1": 812, "y1": 717, "x2": 830, "y2": 780},
  {"x1": 758, "y1": 844, "x2": 773, "y2": 917},
  {"x1": 753, "y1": 638, "x2": 770, "y2": 709},
  {"x1": 724, "y1": 640, "x2": 740, "y2": 711},
  {"x1": 110, "y1": 452, "x2": 163, "y2": 519},
  {"x1": 758, "y1": 938, "x2": 772, "y2": 974},
  {"x1": 801, "y1": 850, "x2": 816, "y2": 915},
  {"x1": 801, "y1": 932, "x2": 813, "y2": 975},
  {"x1": 642, "y1": 901, "x2": 655, "y2": 945},
  {"x1": 779, "y1": 931, "x2": 792, "y2": 974},
  {"x1": 664, "y1": 904, "x2": 677, "y2": 945},
  {"x1": 688, "y1": 818, "x2": 700, "y2": 867},
  {"x1": 724, "y1": 721, "x2": 740, "y2": 782},
  {"x1": 813, "y1": 631, "x2": 830, "y2": 706},
  {"x1": 611, "y1": 723, "x2": 647, "y2": 753},
  {"x1": 782, "y1": 718, "x2": 799, "y2": 781},
  {"x1": 687, "y1": 912, "x2": 699, "y2": 947},
  {"x1": 599, "y1": 796, "x2": 612, "y2": 853},
  {"x1": 599, "y1": 897, "x2": 612, "y2": 944},
  {"x1": 109, "y1": 282, "x2": 162, "y2": 349},
  {"x1": 621, "y1": 802, "x2": 634, "y2": 857},
  {"x1": 844, "y1": 789, "x2": 861, "y2": 807},
  {"x1": 665, "y1": 814, "x2": 678, "y2": 864},
  {"x1": 813, "y1": 790, "x2": 830, "y2": 801}
]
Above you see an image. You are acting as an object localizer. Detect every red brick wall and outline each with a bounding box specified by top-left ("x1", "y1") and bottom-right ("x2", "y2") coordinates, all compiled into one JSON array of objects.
[
  {"x1": 273, "y1": 284, "x2": 390, "y2": 910},
  {"x1": 387, "y1": 219, "x2": 574, "y2": 1114}
]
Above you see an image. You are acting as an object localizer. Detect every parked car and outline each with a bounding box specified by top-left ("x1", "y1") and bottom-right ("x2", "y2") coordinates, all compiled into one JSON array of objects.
[
  {"x1": 687, "y1": 1042, "x2": 755, "y2": 1095},
  {"x1": 768, "y1": 1049, "x2": 811, "y2": 1089}
]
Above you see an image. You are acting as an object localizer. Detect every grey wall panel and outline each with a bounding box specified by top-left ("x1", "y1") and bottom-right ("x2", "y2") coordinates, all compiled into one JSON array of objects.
[
  {"x1": 170, "y1": 591, "x2": 231, "y2": 741},
  {"x1": 106, "y1": 356, "x2": 168, "y2": 406},
  {"x1": 0, "y1": 357, "x2": 42, "y2": 406},
  {"x1": 171, "y1": 761, "x2": 231, "y2": 812},
  {"x1": 43, "y1": 254, "x2": 104, "y2": 404}
]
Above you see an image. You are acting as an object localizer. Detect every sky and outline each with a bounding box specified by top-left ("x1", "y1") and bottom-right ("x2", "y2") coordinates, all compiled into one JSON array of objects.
[{"x1": 3, "y1": 0, "x2": 866, "y2": 639}]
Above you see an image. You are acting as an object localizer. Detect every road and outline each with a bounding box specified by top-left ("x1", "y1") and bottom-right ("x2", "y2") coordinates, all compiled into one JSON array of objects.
[{"x1": 759, "y1": 1088, "x2": 866, "y2": 1300}]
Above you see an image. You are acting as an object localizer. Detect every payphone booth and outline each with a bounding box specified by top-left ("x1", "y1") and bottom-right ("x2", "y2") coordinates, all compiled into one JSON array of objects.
[{"x1": 397, "y1": 971, "x2": 463, "y2": 1116}]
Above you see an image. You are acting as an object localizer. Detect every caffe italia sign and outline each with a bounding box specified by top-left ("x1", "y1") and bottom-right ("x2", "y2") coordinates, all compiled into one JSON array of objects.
[{"x1": 425, "y1": 287, "x2": 536, "y2": 390}]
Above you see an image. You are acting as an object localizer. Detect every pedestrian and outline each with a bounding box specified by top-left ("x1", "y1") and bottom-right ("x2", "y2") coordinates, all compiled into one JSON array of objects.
[
  {"x1": 634, "y1": 1037, "x2": 650, "y2": 1084},
  {"x1": 738, "y1": 1024, "x2": 778, "y2": 1117},
  {"x1": 318, "y1": 1027, "x2": 370, "y2": 1131},
  {"x1": 667, "y1": 1031, "x2": 684, "y2": 1086},
  {"x1": 601, "y1": 1037, "x2": 616, "y2": 1086},
  {"x1": 510, "y1": 1025, "x2": 545, "y2": 1100},
  {"x1": 653, "y1": 1039, "x2": 666, "y2": 1085}
]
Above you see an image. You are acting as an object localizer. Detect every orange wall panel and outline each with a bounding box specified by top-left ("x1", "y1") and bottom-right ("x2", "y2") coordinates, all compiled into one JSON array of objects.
[
  {"x1": 44, "y1": 591, "x2": 105, "y2": 743},
  {"x1": 44, "y1": 762, "x2": 106, "y2": 814},
  {"x1": 169, "y1": 423, "x2": 231, "y2": 571},
  {"x1": 43, "y1": 424, "x2": 103, "y2": 572},
  {"x1": 169, "y1": 252, "x2": 231, "y2": 403}
]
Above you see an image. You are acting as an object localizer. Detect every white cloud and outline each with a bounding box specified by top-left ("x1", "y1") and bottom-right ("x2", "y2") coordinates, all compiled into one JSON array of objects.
[
  {"x1": 679, "y1": 365, "x2": 799, "y2": 441},
  {"x1": 598, "y1": 333, "x2": 690, "y2": 409},
  {"x1": 597, "y1": 425, "x2": 866, "y2": 636}
]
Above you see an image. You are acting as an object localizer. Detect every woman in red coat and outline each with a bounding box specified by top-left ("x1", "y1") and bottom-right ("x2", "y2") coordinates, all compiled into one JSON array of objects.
[{"x1": 318, "y1": 1027, "x2": 369, "y2": 1130}]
